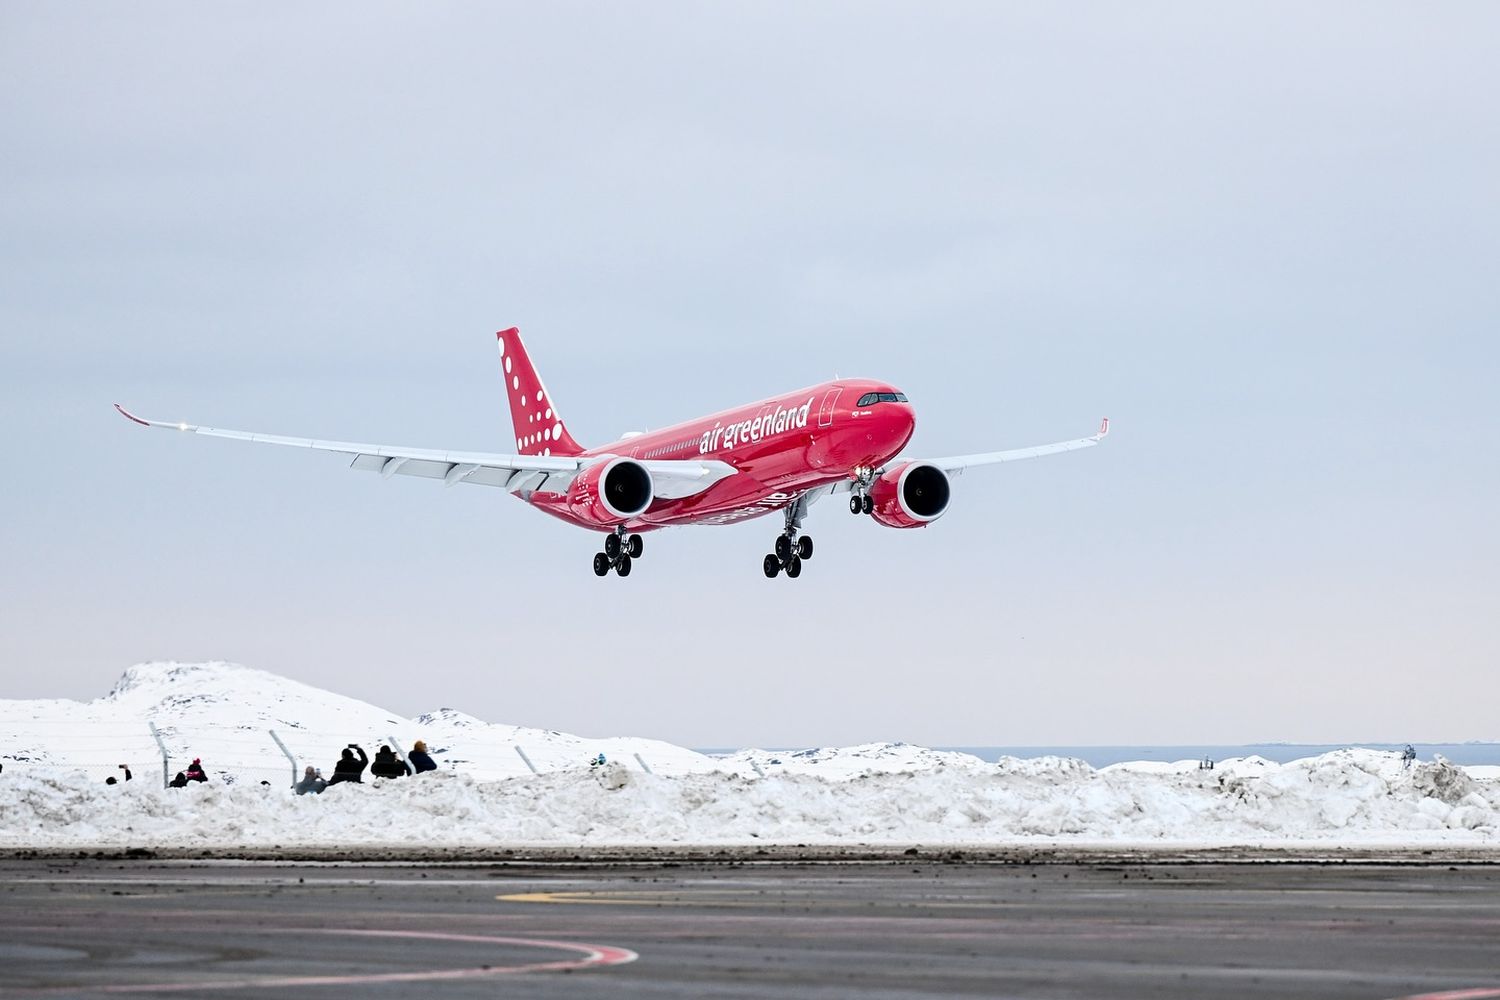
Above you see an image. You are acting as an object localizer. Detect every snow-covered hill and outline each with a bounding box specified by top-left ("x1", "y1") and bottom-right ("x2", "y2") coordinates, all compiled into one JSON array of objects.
[
  {"x1": 0, "y1": 662, "x2": 1497, "y2": 850},
  {"x1": 0, "y1": 661, "x2": 725, "y2": 785}
]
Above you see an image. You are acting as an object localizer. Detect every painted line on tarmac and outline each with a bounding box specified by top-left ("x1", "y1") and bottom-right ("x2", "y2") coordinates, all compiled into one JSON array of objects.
[
  {"x1": 1385, "y1": 991, "x2": 1500, "y2": 1000},
  {"x1": 497, "y1": 889, "x2": 1024, "y2": 910},
  {"x1": 7, "y1": 929, "x2": 636, "y2": 994}
]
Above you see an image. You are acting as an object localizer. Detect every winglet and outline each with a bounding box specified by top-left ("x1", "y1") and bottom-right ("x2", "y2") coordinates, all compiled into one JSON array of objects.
[
  {"x1": 1096, "y1": 417, "x2": 1110, "y2": 439},
  {"x1": 115, "y1": 403, "x2": 152, "y2": 427}
]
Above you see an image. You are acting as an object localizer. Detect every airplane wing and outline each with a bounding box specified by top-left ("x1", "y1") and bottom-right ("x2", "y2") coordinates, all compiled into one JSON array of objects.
[
  {"x1": 114, "y1": 404, "x2": 734, "y2": 499},
  {"x1": 826, "y1": 418, "x2": 1110, "y2": 492},
  {"x1": 925, "y1": 417, "x2": 1109, "y2": 476}
]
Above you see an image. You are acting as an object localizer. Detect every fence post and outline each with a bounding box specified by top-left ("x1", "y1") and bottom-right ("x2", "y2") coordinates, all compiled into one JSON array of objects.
[
  {"x1": 514, "y1": 745, "x2": 539, "y2": 775},
  {"x1": 147, "y1": 721, "x2": 170, "y2": 789},
  {"x1": 387, "y1": 734, "x2": 408, "y2": 774},
  {"x1": 633, "y1": 752, "x2": 654, "y2": 775},
  {"x1": 268, "y1": 730, "x2": 299, "y2": 787}
]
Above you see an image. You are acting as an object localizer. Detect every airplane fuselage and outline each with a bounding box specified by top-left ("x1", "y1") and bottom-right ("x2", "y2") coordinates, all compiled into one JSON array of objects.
[{"x1": 527, "y1": 378, "x2": 915, "y2": 531}]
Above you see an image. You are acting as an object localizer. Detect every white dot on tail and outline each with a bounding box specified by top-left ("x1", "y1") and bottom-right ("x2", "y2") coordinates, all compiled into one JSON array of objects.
[
  {"x1": 545, "y1": 408, "x2": 552, "y2": 419},
  {"x1": 544, "y1": 428, "x2": 551, "y2": 441},
  {"x1": 553, "y1": 422, "x2": 562, "y2": 439},
  {"x1": 538, "y1": 389, "x2": 545, "y2": 401},
  {"x1": 505, "y1": 357, "x2": 512, "y2": 374},
  {"x1": 544, "y1": 447, "x2": 550, "y2": 456},
  {"x1": 512, "y1": 376, "x2": 519, "y2": 390},
  {"x1": 521, "y1": 395, "x2": 527, "y2": 407},
  {"x1": 517, "y1": 439, "x2": 523, "y2": 450}
]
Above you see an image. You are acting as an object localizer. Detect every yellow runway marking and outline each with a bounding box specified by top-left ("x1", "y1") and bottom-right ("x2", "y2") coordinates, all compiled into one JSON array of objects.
[
  {"x1": 497, "y1": 890, "x2": 765, "y2": 907},
  {"x1": 496, "y1": 890, "x2": 1019, "y2": 910}
]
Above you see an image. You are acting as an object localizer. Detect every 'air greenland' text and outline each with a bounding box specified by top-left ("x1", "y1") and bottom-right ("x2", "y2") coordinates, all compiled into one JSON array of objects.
[{"x1": 700, "y1": 397, "x2": 813, "y2": 455}]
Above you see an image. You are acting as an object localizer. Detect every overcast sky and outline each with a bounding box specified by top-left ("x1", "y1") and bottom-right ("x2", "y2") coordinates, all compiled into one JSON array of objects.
[{"x1": 2, "y1": 4, "x2": 1496, "y2": 748}]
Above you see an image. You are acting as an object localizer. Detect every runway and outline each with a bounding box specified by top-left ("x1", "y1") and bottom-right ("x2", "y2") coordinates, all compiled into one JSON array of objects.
[{"x1": 1, "y1": 858, "x2": 1498, "y2": 999}]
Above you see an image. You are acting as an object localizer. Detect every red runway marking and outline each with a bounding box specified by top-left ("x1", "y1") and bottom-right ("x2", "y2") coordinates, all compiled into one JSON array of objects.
[
  {"x1": 15, "y1": 929, "x2": 636, "y2": 994},
  {"x1": 1385, "y1": 991, "x2": 1500, "y2": 1000}
]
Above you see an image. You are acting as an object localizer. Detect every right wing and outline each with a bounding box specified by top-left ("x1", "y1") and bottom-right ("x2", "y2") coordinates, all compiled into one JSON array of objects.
[
  {"x1": 114, "y1": 404, "x2": 734, "y2": 499},
  {"x1": 925, "y1": 418, "x2": 1110, "y2": 476}
]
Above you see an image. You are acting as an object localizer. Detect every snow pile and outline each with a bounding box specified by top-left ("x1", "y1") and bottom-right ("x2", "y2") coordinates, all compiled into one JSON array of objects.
[
  {"x1": 0, "y1": 749, "x2": 1496, "y2": 850},
  {"x1": 1, "y1": 662, "x2": 1497, "y2": 850}
]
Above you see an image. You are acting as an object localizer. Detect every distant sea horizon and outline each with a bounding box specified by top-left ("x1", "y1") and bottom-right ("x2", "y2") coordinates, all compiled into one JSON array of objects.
[{"x1": 696, "y1": 743, "x2": 1500, "y2": 768}]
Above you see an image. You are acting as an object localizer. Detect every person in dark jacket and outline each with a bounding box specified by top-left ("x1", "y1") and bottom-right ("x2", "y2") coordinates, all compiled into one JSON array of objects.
[
  {"x1": 169, "y1": 771, "x2": 189, "y2": 788},
  {"x1": 408, "y1": 740, "x2": 437, "y2": 774},
  {"x1": 369, "y1": 745, "x2": 410, "y2": 779},
  {"x1": 327, "y1": 745, "x2": 368, "y2": 786},
  {"x1": 105, "y1": 764, "x2": 132, "y2": 785},
  {"x1": 184, "y1": 758, "x2": 208, "y2": 783}
]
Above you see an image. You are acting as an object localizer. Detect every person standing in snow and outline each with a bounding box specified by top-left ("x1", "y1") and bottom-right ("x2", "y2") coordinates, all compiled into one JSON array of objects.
[
  {"x1": 105, "y1": 764, "x2": 132, "y2": 785},
  {"x1": 184, "y1": 758, "x2": 208, "y2": 783},
  {"x1": 407, "y1": 740, "x2": 437, "y2": 774},
  {"x1": 369, "y1": 745, "x2": 411, "y2": 779},
  {"x1": 327, "y1": 744, "x2": 368, "y2": 786},
  {"x1": 295, "y1": 766, "x2": 326, "y2": 795}
]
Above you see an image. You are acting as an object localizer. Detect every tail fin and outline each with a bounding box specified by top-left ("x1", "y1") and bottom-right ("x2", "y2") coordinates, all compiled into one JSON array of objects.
[{"x1": 495, "y1": 328, "x2": 586, "y2": 457}]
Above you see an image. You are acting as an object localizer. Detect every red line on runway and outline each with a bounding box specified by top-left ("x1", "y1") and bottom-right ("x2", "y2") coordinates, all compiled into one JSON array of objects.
[
  {"x1": 15, "y1": 929, "x2": 636, "y2": 993},
  {"x1": 1385, "y1": 991, "x2": 1500, "y2": 1000}
]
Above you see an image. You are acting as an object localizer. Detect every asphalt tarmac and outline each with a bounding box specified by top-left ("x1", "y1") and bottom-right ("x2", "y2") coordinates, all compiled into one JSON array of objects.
[{"x1": 1, "y1": 858, "x2": 1498, "y2": 1000}]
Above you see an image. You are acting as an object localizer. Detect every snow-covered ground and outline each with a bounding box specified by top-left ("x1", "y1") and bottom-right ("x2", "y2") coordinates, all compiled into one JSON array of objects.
[{"x1": 1, "y1": 662, "x2": 1497, "y2": 851}]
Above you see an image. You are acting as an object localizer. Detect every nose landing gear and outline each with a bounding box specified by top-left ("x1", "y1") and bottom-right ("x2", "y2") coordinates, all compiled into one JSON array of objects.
[
  {"x1": 594, "y1": 527, "x2": 643, "y2": 577},
  {"x1": 848, "y1": 467, "x2": 875, "y2": 515}
]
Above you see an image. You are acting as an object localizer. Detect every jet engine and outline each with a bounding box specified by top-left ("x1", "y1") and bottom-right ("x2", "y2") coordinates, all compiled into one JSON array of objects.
[
  {"x1": 868, "y1": 461, "x2": 951, "y2": 529},
  {"x1": 568, "y1": 457, "x2": 654, "y2": 525}
]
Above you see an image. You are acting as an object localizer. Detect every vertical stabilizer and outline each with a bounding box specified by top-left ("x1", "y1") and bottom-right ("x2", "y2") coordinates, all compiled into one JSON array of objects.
[{"x1": 496, "y1": 328, "x2": 586, "y2": 457}]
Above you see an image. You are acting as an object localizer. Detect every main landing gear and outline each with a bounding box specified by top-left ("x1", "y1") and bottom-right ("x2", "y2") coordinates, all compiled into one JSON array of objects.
[
  {"x1": 763, "y1": 495, "x2": 814, "y2": 580},
  {"x1": 593, "y1": 527, "x2": 643, "y2": 577}
]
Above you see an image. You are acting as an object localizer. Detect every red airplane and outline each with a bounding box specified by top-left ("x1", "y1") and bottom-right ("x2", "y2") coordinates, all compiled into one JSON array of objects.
[{"x1": 116, "y1": 327, "x2": 1107, "y2": 579}]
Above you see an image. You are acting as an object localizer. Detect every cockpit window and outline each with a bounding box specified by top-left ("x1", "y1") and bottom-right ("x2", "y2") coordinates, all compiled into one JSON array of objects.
[{"x1": 856, "y1": 391, "x2": 909, "y2": 407}]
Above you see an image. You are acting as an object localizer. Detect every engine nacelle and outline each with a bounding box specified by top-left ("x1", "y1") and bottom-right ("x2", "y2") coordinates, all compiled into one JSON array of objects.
[
  {"x1": 869, "y1": 461, "x2": 951, "y2": 529},
  {"x1": 568, "y1": 457, "x2": 654, "y2": 526}
]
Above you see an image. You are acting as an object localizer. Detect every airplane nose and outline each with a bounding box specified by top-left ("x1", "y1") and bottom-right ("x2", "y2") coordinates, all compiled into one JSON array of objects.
[{"x1": 887, "y1": 400, "x2": 915, "y2": 446}]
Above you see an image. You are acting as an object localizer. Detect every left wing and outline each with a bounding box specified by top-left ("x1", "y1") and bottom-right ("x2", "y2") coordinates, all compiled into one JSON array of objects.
[{"x1": 114, "y1": 404, "x2": 734, "y2": 499}]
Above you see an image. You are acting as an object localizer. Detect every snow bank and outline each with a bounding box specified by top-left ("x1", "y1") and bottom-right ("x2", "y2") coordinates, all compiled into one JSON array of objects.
[
  {"x1": 2, "y1": 662, "x2": 1497, "y2": 850},
  {"x1": 1, "y1": 749, "x2": 1496, "y2": 850}
]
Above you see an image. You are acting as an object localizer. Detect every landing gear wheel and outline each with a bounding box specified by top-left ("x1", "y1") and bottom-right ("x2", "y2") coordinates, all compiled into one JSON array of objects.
[
  {"x1": 592, "y1": 553, "x2": 610, "y2": 577},
  {"x1": 861, "y1": 495, "x2": 874, "y2": 515},
  {"x1": 785, "y1": 555, "x2": 802, "y2": 578},
  {"x1": 604, "y1": 533, "x2": 622, "y2": 560},
  {"x1": 763, "y1": 554, "x2": 781, "y2": 578},
  {"x1": 797, "y1": 535, "x2": 813, "y2": 560},
  {"x1": 774, "y1": 534, "x2": 793, "y2": 563},
  {"x1": 627, "y1": 534, "x2": 643, "y2": 558},
  {"x1": 615, "y1": 554, "x2": 632, "y2": 577},
  {"x1": 849, "y1": 496, "x2": 863, "y2": 515}
]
